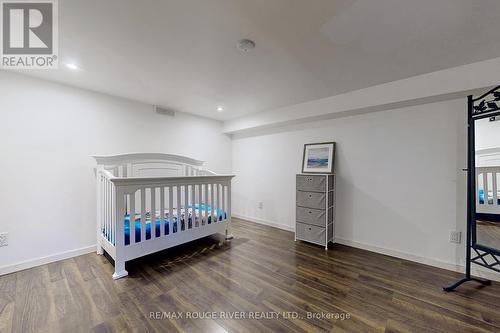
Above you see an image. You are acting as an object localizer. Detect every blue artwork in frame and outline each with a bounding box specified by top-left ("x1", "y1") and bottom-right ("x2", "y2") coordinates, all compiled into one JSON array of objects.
[{"x1": 302, "y1": 142, "x2": 335, "y2": 174}]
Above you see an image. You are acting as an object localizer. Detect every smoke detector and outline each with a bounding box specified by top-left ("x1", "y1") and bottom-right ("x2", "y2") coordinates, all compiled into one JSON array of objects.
[{"x1": 237, "y1": 39, "x2": 256, "y2": 52}]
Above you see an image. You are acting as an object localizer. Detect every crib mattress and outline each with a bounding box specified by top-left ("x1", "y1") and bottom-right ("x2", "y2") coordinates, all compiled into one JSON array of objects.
[{"x1": 102, "y1": 204, "x2": 226, "y2": 245}]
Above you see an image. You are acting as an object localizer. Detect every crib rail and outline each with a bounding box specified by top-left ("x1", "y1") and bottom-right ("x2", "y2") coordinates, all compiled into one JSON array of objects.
[
  {"x1": 476, "y1": 167, "x2": 500, "y2": 214},
  {"x1": 94, "y1": 153, "x2": 212, "y2": 177},
  {"x1": 112, "y1": 175, "x2": 234, "y2": 245}
]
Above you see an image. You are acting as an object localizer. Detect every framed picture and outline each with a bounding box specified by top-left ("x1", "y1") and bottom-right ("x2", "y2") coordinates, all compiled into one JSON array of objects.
[{"x1": 302, "y1": 142, "x2": 336, "y2": 174}]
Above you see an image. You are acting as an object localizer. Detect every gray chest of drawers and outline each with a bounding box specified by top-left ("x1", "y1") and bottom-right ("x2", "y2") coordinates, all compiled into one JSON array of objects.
[{"x1": 295, "y1": 174, "x2": 335, "y2": 249}]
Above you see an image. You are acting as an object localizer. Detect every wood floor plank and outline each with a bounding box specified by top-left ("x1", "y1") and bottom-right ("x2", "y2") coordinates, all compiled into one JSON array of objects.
[
  {"x1": 0, "y1": 272, "x2": 16, "y2": 333},
  {"x1": 1, "y1": 218, "x2": 500, "y2": 333}
]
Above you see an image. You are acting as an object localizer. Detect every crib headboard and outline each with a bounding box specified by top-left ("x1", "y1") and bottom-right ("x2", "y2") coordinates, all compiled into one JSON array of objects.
[{"x1": 93, "y1": 153, "x2": 215, "y2": 177}]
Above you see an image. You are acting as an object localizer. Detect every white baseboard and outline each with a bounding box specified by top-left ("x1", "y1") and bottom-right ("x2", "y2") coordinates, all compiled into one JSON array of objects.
[
  {"x1": 233, "y1": 213, "x2": 295, "y2": 232},
  {"x1": 233, "y1": 214, "x2": 500, "y2": 282},
  {"x1": 335, "y1": 237, "x2": 460, "y2": 270},
  {"x1": 0, "y1": 245, "x2": 96, "y2": 276},
  {"x1": 335, "y1": 238, "x2": 500, "y2": 282}
]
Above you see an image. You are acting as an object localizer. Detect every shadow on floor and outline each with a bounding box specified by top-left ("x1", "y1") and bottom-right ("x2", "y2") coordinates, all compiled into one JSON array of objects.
[{"x1": 103, "y1": 235, "x2": 250, "y2": 276}]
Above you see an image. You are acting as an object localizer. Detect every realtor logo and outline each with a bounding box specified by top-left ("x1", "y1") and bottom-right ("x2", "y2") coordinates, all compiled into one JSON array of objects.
[{"x1": 1, "y1": 0, "x2": 58, "y2": 68}]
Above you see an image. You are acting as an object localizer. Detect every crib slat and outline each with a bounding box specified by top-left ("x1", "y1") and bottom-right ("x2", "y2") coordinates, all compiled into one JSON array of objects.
[
  {"x1": 220, "y1": 185, "x2": 224, "y2": 221},
  {"x1": 108, "y1": 181, "x2": 111, "y2": 238},
  {"x1": 493, "y1": 172, "x2": 498, "y2": 207},
  {"x1": 212, "y1": 184, "x2": 219, "y2": 223},
  {"x1": 197, "y1": 184, "x2": 201, "y2": 226},
  {"x1": 160, "y1": 187, "x2": 165, "y2": 236},
  {"x1": 222, "y1": 185, "x2": 226, "y2": 222},
  {"x1": 198, "y1": 184, "x2": 201, "y2": 219},
  {"x1": 477, "y1": 173, "x2": 481, "y2": 207},
  {"x1": 106, "y1": 179, "x2": 110, "y2": 240},
  {"x1": 217, "y1": 184, "x2": 220, "y2": 220},
  {"x1": 151, "y1": 187, "x2": 157, "y2": 238},
  {"x1": 195, "y1": 184, "x2": 199, "y2": 227},
  {"x1": 207, "y1": 184, "x2": 214, "y2": 223},
  {"x1": 99, "y1": 176, "x2": 103, "y2": 237},
  {"x1": 483, "y1": 173, "x2": 489, "y2": 206},
  {"x1": 130, "y1": 192, "x2": 136, "y2": 244},
  {"x1": 191, "y1": 184, "x2": 195, "y2": 228},
  {"x1": 220, "y1": 184, "x2": 223, "y2": 221},
  {"x1": 141, "y1": 188, "x2": 146, "y2": 241},
  {"x1": 212, "y1": 184, "x2": 216, "y2": 222},
  {"x1": 101, "y1": 177, "x2": 105, "y2": 238},
  {"x1": 218, "y1": 184, "x2": 221, "y2": 222},
  {"x1": 227, "y1": 183, "x2": 232, "y2": 231},
  {"x1": 97, "y1": 175, "x2": 102, "y2": 241},
  {"x1": 111, "y1": 182, "x2": 115, "y2": 244},
  {"x1": 184, "y1": 185, "x2": 189, "y2": 230},
  {"x1": 105, "y1": 178, "x2": 108, "y2": 240},
  {"x1": 168, "y1": 186, "x2": 173, "y2": 235},
  {"x1": 114, "y1": 188, "x2": 126, "y2": 250},
  {"x1": 176, "y1": 186, "x2": 181, "y2": 232},
  {"x1": 107, "y1": 181, "x2": 112, "y2": 243},
  {"x1": 204, "y1": 184, "x2": 208, "y2": 225},
  {"x1": 102, "y1": 179, "x2": 105, "y2": 238}
]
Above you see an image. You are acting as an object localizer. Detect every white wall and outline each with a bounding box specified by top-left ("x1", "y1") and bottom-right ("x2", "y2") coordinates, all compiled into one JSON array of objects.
[
  {"x1": 0, "y1": 72, "x2": 231, "y2": 272},
  {"x1": 476, "y1": 117, "x2": 500, "y2": 151},
  {"x1": 232, "y1": 99, "x2": 470, "y2": 269}
]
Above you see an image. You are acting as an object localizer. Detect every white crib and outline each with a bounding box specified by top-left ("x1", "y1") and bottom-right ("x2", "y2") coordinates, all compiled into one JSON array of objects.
[
  {"x1": 93, "y1": 153, "x2": 234, "y2": 279},
  {"x1": 476, "y1": 166, "x2": 500, "y2": 215}
]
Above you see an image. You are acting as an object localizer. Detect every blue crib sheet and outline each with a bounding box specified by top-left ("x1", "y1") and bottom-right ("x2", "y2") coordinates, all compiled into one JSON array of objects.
[
  {"x1": 478, "y1": 189, "x2": 500, "y2": 205},
  {"x1": 102, "y1": 204, "x2": 226, "y2": 245}
]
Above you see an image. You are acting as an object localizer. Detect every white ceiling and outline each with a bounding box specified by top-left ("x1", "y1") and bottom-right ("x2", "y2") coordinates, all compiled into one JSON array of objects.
[{"x1": 6, "y1": 0, "x2": 500, "y2": 120}]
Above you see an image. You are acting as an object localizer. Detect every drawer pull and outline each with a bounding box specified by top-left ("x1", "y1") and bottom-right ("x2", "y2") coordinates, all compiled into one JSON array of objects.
[
  {"x1": 308, "y1": 194, "x2": 312, "y2": 198},
  {"x1": 308, "y1": 211, "x2": 312, "y2": 214},
  {"x1": 308, "y1": 227, "x2": 312, "y2": 230},
  {"x1": 308, "y1": 178, "x2": 313, "y2": 181}
]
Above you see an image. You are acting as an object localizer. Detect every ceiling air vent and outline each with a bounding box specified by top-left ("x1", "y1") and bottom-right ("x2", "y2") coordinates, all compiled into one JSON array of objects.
[
  {"x1": 237, "y1": 39, "x2": 256, "y2": 52},
  {"x1": 154, "y1": 105, "x2": 176, "y2": 117}
]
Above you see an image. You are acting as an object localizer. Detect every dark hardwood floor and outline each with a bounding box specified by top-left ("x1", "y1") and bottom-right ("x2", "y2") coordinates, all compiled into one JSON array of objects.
[
  {"x1": 477, "y1": 220, "x2": 500, "y2": 251},
  {"x1": 1, "y1": 218, "x2": 500, "y2": 333}
]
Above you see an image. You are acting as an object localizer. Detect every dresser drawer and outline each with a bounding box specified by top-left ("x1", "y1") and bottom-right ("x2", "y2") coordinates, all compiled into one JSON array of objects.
[
  {"x1": 297, "y1": 191, "x2": 325, "y2": 209},
  {"x1": 296, "y1": 206, "x2": 334, "y2": 226},
  {"x1": 296, "y1": 222, "x2": 326, "y2": 246},
  {"x1": 297, "y1": 191, "x2": 333, "y2": 209},
  {"x1": 296, "y1": 175, "x2": 326, "y2": 192}
]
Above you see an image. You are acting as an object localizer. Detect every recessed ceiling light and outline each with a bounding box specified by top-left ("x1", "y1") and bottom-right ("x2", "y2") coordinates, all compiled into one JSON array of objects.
[
  {"x1": 217, "y1": 106, "x2": 224, "y2": 112},
  {"x1": 66, "y1": 63, "x2": 80, "y2": 70}
]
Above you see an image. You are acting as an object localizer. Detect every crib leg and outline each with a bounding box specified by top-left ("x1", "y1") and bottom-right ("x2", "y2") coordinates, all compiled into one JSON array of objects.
[
  {"x1": 113, "y1": 258, "x2": 128, "y2": 280},
  {"x1": 225, "y1": 224, "x2": 234, "y2": 240},
  {"x1": 96, "y1": 243, "x2": 104, "y2": 255}
]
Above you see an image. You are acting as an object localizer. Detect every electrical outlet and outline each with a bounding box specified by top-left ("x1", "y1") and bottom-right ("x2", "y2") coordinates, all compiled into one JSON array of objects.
[
  {"x1": 258, "y1": 201, "x2": 264, "y2": 209},
  {"x1": 0, "y1": 232, "x2": 8, "y2": 247},
  {"x1": 449, "y1": 230, "x2": 461, "y2": 244}
]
